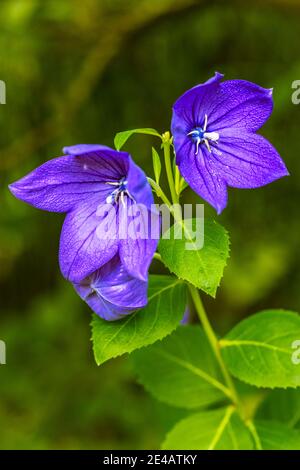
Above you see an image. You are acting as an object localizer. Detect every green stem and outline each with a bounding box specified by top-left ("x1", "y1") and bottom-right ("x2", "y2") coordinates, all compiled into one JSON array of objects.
[
  {"x1": 174, "y1": 161, "x2": 181, "y2": 196},
  {"x1": 154, "y1": 132, "x2": 243, "y2": 416},
  {"x1": 162, "y1": 132, "x2": 178, "y2": 205},
  {"x1": 147, "y1": 177, "x2": 172, "y2": 208},
  {"x1": 161, "y1": 132, "x2": 183, "y2": 222},
  {"x1": 188, "y1": 284, "x2": 240, "y2": 407},
  {"x1": 153, "y1": 220, "x2": 244, "y2": 418},
  {"x1": 246, "y1": 420, "x2": 262, "y2": 450}
]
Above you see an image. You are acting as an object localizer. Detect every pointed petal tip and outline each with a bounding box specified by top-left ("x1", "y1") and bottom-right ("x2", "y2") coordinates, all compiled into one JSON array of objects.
[
  {"x1": 282, "y1": 168, "x2": 290, "y2": 178},
  {"x1": 8, "y1": 182, "x2": 19, "y2": 197},
  {"x1": 215, "y1": 201, "x2": 226, "y2": 215},
  {"x1": 8, "y1": 182, "x2": 14, "y2": 192},
  {"x1": 276, "y1": 159, "x2": 290, "y2": 179},
  {"x1": 214, "y1": 71, "x2": 224, "y2": 80},
  {"x1": 214, "y1": 191, "x2": 228, "y2": 215},
  {"x1": 204, "y1": 71, "x2": 224, "y2": 86}
]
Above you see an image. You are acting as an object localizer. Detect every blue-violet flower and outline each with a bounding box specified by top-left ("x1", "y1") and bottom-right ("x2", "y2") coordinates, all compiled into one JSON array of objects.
[
  {"x1": 171, "y1": 72, "x2": 289, "y2": 213},
  {"x1": 9, "y1": 144, "x2": 158, "y2": 282}
]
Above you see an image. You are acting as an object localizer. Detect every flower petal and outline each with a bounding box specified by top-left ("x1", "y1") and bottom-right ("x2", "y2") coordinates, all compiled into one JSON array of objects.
[
  {"x1": 9, "y1": 145, "x2": 130, "y2": 213},
  {"x1": 74, "y1": 283, "x2": 136, "y2": 321},
  {"x1": 126, "y1": 158, "x2": 154, "y2": 209},
  {"x1": 211, "y1": 129, "x2": 289, "y2": 188},
  {"x1": 63, "y1": 144, "x2": 130, "y2": 178},
  {"x1": 73, "y1": 255, "x2": 148, "y2": 321},
  {"x1": 172, "y1": 75, "x2": 273, "y2": 139},
  {"x1": 176, "y1": 139, "x2": 228, "y2": 214},
  {"x1": 118, "y1": 198, "x2": 160, "y2": 281},
  {"x1": 172, "y1": 72, "x2": 224, "y2": 132},
  {"x1": 93, "y1": 255, "x2": 148, "y2": 308},
  {"x1": 59, "y1": 195, "x2": 118, "y2": 282},
  {"x1": 63, "y1": 144, "x2": 110, "y2": 155},
  {"x1": 208, "y1": 80, "x2": 274, "y2": 132}
]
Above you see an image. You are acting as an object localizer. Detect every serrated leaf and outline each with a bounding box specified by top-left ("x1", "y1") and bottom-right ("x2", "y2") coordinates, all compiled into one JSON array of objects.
[
  {"x1": 159, "y1": 218, "x2": 229, "y2": 297},
  {"x1": 162, "y1": 407, "x2": 253, "y2": 450},
  {"x1": 257, "y1": 389, "x2": 300, "y2": 428},
  {"x1": 92, "y1": 275, "x2": 186, "y2": 365},
  {"x1": 131, "y1": 325, "x2": 232, "y2": 409},
  {"x1": 254, "y1": 420, "x2": 300, "y2": 450},
  {"x1": 152, "y1": 147, "x2": 161, "y2": 184},
  {"x1": 220, "y1": 310, "x2": 300, "y2": 388},
  {"x1": 114, "y1": 128, "x2": 161, "y2": 150}
]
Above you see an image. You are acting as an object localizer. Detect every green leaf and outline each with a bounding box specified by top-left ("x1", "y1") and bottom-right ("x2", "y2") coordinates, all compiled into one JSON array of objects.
[
  {"x1": 257, "y1": 389, "x2": 300, "y2": 428},
  {"x1": 91, "y1": 275, "x2": 187, "y2": 365},
  {"x1": 220, "y1": 310, "x2": 300, "y2": 388},
  {"x1": 152, "y1": 147, "x2": 161, "y2": 184},
  {"x1": 254, "y1": 420, "x2": 300, "y2": 450},
  {"x1": 162, "y1": 407, "x2": 253, "y2": 450},
  {"x1": 132, "y1": 325, "x2": 232, "y2": 409},
  {"x1": 114, "y1": 128, "x2": 161, "y2": 150},
  {"x1": 159, "y1": 218, "x2": 230, "y2": 297}
]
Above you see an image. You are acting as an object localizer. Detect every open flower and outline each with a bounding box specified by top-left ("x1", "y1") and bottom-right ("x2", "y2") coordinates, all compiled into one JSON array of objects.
[
  {"x1": 171, "y1": 72, "x2": 289, "y2": 213},
  {"x1": 9, "y1": 144, "x2": 158, "y2": 282},
  {"x1": 73, "y1": 254, "x2": 148, "y2": 321}
]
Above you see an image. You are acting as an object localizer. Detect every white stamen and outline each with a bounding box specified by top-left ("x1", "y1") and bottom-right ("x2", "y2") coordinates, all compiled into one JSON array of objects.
[
  {"x1": 187, "y1": 130, "x2": 198, "y2": 137},
  {"x1": 204, "y1": 139, "x2": 211, "y2": 153},
  {"x1": 195, "y1": 138, "x2": 201, "y2": 155},
  {"x1": 120, "y1": 191, "x2": 126, "y2": 208},
  {"x1": 203, "y1": 114, "x2": 208, "y2": 132},
  {"x1": 126, "y1": 191, "x2": 136, "y2": 203}
]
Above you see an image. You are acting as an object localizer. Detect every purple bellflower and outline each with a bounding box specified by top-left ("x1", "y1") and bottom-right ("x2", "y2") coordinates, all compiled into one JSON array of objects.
[
  {"x1": 171, "y1": 72, "x2": 289, "y2": 214},
  {"x1": 9, "y1": 144, "x2": 158, "y2": 283},
  {"x1": 73, "y1": 254, "x2": 148, "y2": 321}
]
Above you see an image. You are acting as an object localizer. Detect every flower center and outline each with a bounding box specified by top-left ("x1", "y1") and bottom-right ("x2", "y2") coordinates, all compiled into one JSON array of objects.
[
  {"x1": 105, "y1": 177, "x2": 135, "y2": 206},
  {"x1": 187, "y1": 114, "x2": 219, "y2": 155},
  {"x1": 189, "y1": 127, "x2": 205, "y2": 141}
]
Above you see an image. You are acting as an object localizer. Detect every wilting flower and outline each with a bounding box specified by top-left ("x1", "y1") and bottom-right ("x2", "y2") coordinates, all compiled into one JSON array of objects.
[
  {"x1": 73, "y1": 254, "x2": 148, "y2": 321},
  {"x1": 9, "y1": 144, "x2": 158, "y2": 282},
  {"x1": 171, "y1": 72, "x2": 289, "y2": 213}
]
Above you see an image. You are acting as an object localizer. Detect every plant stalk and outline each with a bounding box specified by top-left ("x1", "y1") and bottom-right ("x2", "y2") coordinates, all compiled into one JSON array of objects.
[{"x1": 188, "y1": 284, "x2": 240, "y2": 408}]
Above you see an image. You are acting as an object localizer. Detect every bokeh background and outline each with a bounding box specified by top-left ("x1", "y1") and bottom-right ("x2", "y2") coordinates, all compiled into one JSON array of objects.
[{"x1": 0, "y1": 0, "x2": 299, "y2": 449}]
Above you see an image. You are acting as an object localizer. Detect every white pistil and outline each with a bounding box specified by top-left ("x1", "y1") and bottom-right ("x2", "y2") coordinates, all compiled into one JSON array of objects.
[{"x1": 203, "y1": 131, "x2": 219, "y2": 142}]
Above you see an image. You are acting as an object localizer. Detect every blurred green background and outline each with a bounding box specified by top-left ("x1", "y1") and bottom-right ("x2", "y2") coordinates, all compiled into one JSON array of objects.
[{"x1": 0, "y1": 0, "x2": 299, "y2": 449}]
